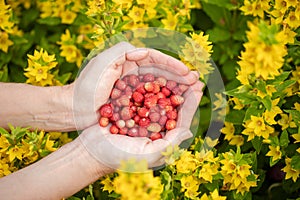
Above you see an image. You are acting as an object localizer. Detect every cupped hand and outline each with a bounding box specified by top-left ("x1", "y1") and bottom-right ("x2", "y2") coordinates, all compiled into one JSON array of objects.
[{"x1": 72, "y1": 42, "x2": 199, "y2": 130}]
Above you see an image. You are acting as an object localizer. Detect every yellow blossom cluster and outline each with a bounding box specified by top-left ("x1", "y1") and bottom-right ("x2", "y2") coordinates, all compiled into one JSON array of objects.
[
  {"x1": 220, "y1": 151, "x2": 257, "y2": 195},
  {"x1": 242, "y1": 116, "x2": 275, "y2": 141},
  {"x1": 282, "y1": 157, "x2": 300, "y2": 182},
  {"x1": 180, "y1": 32, "x2": 213, "y2": 79},
  {"x1": 101, "y1": 159, "x2": 163, "y2": 200},
  {"x1": 0, "y1": 126, "x2": 70, "y2": 178},
  {"x1": 0, "y1": 0, "x2": 15, "y2": 53},
  {"x1": 24, "y1": 48, "x2": 61, "y2": 86},
  {"x1": 237, "y1": 22, "x2": 288, "y2": 84},
  {"x1": 37, "y1": 0, "x2": 81, "y2": 24}
]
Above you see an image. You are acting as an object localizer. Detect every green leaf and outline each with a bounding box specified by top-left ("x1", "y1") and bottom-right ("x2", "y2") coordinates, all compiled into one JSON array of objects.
[
  {"x1": 225, "y1": 109, "x2": 246, "y2": 124},
  {"x1": 199, "y1": 95, "x2": 210, "y2": 106},
  {"x1": 37, "y1": 17, "x2": 61, "y2": 26},
  {"x1": 251, "y1": 136, "x2": 263, "y2": 154},
  {"x1": 268, "y1": 72, "x2": 290, "y2": 84},
  {"x1": 261, "y1": 96, "x2": 272, "y2": 111},
  {"x1": 244, "y1": 102, "x2": 264, "y2": 121},
  {"x1": 291, "y1": 155, "x2": 300, "y2": 170},
  {"x1": 256, "y1": 79, "x2": 267, "y2": 93},
  {"x1": 207, "y1": 27, "x2": 231, "y2": 42},
  {"x1": 201, "y1": 0, "x2": 240, "y2": 10},
  {"x1": 284, "y1": 109, "x2": 300, "y2": 126},
  {"x1": 280, "y1": 130, "x2": 290, "y2": 147},
  {"x1": 0, "y1": 65, "x2": 9, "y2": 82},
  {"x1": 274, "y1": 79, "x2": 296, "y2": 96}
]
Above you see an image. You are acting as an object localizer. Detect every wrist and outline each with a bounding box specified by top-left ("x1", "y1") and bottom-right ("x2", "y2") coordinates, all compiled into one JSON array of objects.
[{"x1": 74, "y1": 135, "x2": 114, "y2": 178}]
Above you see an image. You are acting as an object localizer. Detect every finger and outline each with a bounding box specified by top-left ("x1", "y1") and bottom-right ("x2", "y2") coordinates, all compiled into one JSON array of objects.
[
  {"x1": 131, "y1": 49, "x2": 190, "y2": 76},
  {"x1": 177, "y1": 81, "x2": 204, "y2": 128},
  {"x1": 138, "y1": 66, "x2": 198, "y2": 85}
]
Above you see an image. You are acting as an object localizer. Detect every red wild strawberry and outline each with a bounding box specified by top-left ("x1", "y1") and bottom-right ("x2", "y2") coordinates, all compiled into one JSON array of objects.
[
  {"x1": 152, "y1": 83, "x2": 160, "y2": 93},
  {"x1": 147, "y1": 123, "x2": 161, "y2": 133},
  {"x1": 149, "y1": 112, "x2": 160, "y2": 122},
  {"x1": 155, "y1": 77, "x2": 167, "y2": 87},
  {"x1": 166, "y1": 119, "x2": 176, "y2": 130},
  {"x1": 170, "y1": 95, "x2": 184, "y2": 106},
  {"x1": 128, "y1": 127, "x2": 139, "y2": 137},
  {"x1": 99, "y1": 117, "x2": 109, "y2": 127},
  {"x1": 139, "y1": 117, "x2": 150, "y2": 127},
  {"x1": 117, "y1": 95, "x2": 130, "y2": 106},
  {"x1": 156, "y1": 92, "x2": 166, "y2": 99},
  {"x1": 165, "y1": 105, "x2": 173, "y2": 112},
  {"x1": 115, "y1": 79, "x2": 127, "y2": 90},
  {"x1": 119, "y1": 127, "x2": 128, "y2": 135},
  {"x1": 135, "y1": 82, "x2": 146, "y2": 94},
  {"x1": 138, "y1": 127, "x2": 148, "y2": 137},
  {"x1": 166, "y1": 110, "x2": 177, "y2": 120},
  {"x1": 158, "y1": 115, "x2": 168, "y2": 126},
  {"x1": 161, "y1": 87, "x2": 171, "y2": 97},
  {"x1": 132, "y1": 91, "x2": 144, "y2": 103},
  {"x1": 144, "y1": 92, "x2": 155, "y2": 98},
  {"x1": 125, "y1": 119, "x2": 135, "y2": 128},
  {"x1": 129, "y1": 74, "x2": 139, "y2": 87},
  {"x1": 99, "y1": 104, "x2": 113, "y2": 118},
  {"x1": 120, "y1": 106, "x2": 133, "y2": 120},
  {"x1": 144, "y1": 82, "x2": 154, "y2": 92},
  {"x1": 143, "y1": 73, "x2": 155, "y2": 82},
  {"x1": 133, "y1": 115, "x2": 140, "y2": 124},
  {"x1": 110, "y1": 112, "x2": 120, "y2": 122},
  {"x1": 171, "y1": 86, "x2": 183, "y2": 95},
  {"x1": 166, "y1": 80, "x2": 177, "y2": 90},
  {"x1": 157, "y1": 98, "x2": 171, "y2": 108},
  {"x1": 137, "y1": 107, "x2": 149, "y2": 117},
  {"x1": 150, "y1": 132, "x2": 162, "y2": 141},
  {"x1": 110, "y1": 124, "x2": 119, "y2": 134},
  {"x1": 124, "y1": 86, "x2": 133, "y2": 97},
  {"x1": 144, "y1": 95, "x2": 158, "y2": 108},
  {"x1": 113, "y1": 105, "x2": 120, "y2": 113},
  {"x1": 110, "y1": 88, "x2": 122, "y2": 99},
  {"x1": 130, "y1": 105, "x2": 137, "y2": 113}
]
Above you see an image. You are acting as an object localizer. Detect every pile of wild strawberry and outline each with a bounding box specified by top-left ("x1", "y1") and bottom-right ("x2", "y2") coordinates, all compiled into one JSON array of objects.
[{"x1": 98, "y1": 73, "x2": 188, "y2": 141}]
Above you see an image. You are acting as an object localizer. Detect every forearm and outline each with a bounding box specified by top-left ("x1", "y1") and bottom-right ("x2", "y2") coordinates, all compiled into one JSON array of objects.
[
  {"x1": 0, "y1": 82, "x2": 75, "y2": 131},
  {"x1": 0, "y1": 137, "x2": 113, "y2": 200}
]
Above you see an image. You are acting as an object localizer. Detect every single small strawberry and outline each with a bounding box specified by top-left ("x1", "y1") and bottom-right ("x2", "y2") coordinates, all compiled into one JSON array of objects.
[
  {"x1": 178, "y1": 84, "x2": 189, "y2": 93},
  {"x1": 110, "y1": 124, "x2": 119, "y2": 134},
  {"x1": 158, "y1": 115, "x2": 168, "y2": 126},
  {"x1": 152, "y1": 83, "x2": 160, "y2": 94},
  {"x1": 120, "y1": 106, "x2": 133, "y2": 120},
  {"x1": 165, "y1": 105, "x2": 173, "y2": 112},
  {"x1": 110, "y1": 112, "x2": 120, "y2": 122},
  {"x1": 156, "y1": 92, "x2": 166, "y2": 99},
  {"x1": 138, "y1": 117, "x2": 150, "y2": 127},
  {"x1": 128, "y1": 127, "x2": 139, "y2": 137},
  {"x1": 137, "y1": 107, "x2": 149, "y2": 117},
  {"x1": 135, "y1": 82, "x2": 146, "y2": 94},
  {"x1": 155, "y1": 76, "x2": 167, "y2": 87},
  {"x1": 157, "y1": 98, "x2": 171, "y2": 108},
  {"x1": 161, "y1": 87, "x2": 171, "y2": 97},
  {"x1": 133, "y1": 115, "x2": 140, "y2": 124},
  {"x1": 119, "y1": 127, "x2": 128, "y2": 135},
  {"x1": 166, "y1": 80, "x2": 177, "y2": 90},
  {"x1": 149, "y1": 112, "x2": 160, "y2": 122},
  {"x1": 166, "y1": 110, "x2": 177, "y2": 120},
  {"x1": 117, "y1": 95, "x2": 130, "y2": 106},
  {"x1": 129, "y1": 74, "x2": 139, "y2": 87},
  {"x1": 138, "y1": 127, "x2": 148, "y2": 137},
  {"x1": 110, "y1": 88, "x2": 122, "y2": 99},
  {"x1": 116, "y1": 120, "x2": 126, "y2": 128},
  {"x1": 99, "y1": 104, "x2": 113, "y2": 118},
  {"x1": 166, "y1": 119, "x2": 176, "y2": 130},
  {"x1": 144, "y1": 82, "x2": 154, "y2": 92},
  {"x1": 125, "y1": 119, "x2": 135, "y2": 128},
  {"x1": 144, "y1": 95, "x2": 158, "y2": 108},
  {"x1": 99, "y1": 117, "x2": 109, "y2": 127},
  {"x1": 132, "y1": 91, "x2": 144, "y2": 103},
  {"x1": 115, "y1": 79, "x2": 127, "y2": 90},
  {"x1": 143, "y1": 73, "x2": 155, "y2": 82},
  {"x1": 147, "y1": 123, "x2": 161, "y2": 133},
  {"x1": 124, "y1": 86, "x2": 133, "y2": 97},
  {"x1": 170, "y1": 95, "x2": 184, "y2": 106},
  {"x1": 171, "y1": 86, "x2": 183, "y2": 95},
  {"x1": 150, "y1": 132, "x2": 162, "y2": 141}
]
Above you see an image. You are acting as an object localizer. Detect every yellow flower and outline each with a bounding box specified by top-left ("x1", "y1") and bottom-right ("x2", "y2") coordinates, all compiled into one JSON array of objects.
[
  {"x1": 199, "y1": 162, "x2": 219, "y2": 183},
  {"x1": 60, "y1": 9, "x2": 77, "y2": 24},
  {"x1": 247, "y1": 116, "x2": 266, "y2": 135},
  {"x1": 229, "y1": 135, "x2": 244, "y2": 147},
  {"x1": 210, "y1": 189, "x2": 227, "y2": 200},
  {"x1": 284, "y1": 11, "x2": 300, "y2": 29},
  {"x1": 230, "y1": 97, "x2": 244, "y2": 110},
  {"x1": 282, "y1": 157, "x2": 300, "y2": 182},
  {"x1": 60, "y1": 44, "x2": 83, "y2": 67},
  {"x1": 221, "y1": 122, "x2": 235, "y2": 141},
  {"x1": 278, "y1": 113, "x2": 297, "y2": 130},
  {"x1": 0, "y1": 31, "x2": 13, "y2": 52},
  {"x1": 274, "y1": 0, "x2": 289, "y2": 13},
  {"x1": 86, "y1": 0, "x2": 105, "y2": 15},
  {"x1": 266, "y1": 145, "x2": 282, "y2": 162},
  {"x1": 0, "y1": 135, "x2": 10, "y2": 152},
  {"x1": 181, "y1": 175, "x2": 200, "y2": 199},
  {"x1": 286, "y1": 0, "x2": 298, "y2": 8},
  {"x1": 176, "y1": 151, "x2": 197, "y2": 174},
  {"x1": 7, "y1": 145, "x2": 25, "y2": 162},
  {"x1": 291, "y1": 133, "x2": 300, "y2": 153},
  {"x1": 162, "y1": 11, "x2": 178, "y2": 30},
  {"x1": 0, "y1": 161, "x2": 11, "y2": 177},
  {"x1": 101, "y1": 176, "x2": 114, "y2": 193},
  {"x1": 128, "y1": 6, "x2": 145, "y2": 23}
]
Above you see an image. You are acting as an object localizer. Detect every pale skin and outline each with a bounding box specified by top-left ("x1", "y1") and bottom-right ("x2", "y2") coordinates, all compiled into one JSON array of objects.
[{"x1": 0, "y1": 42, "x2": 203, "y2": 199}]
